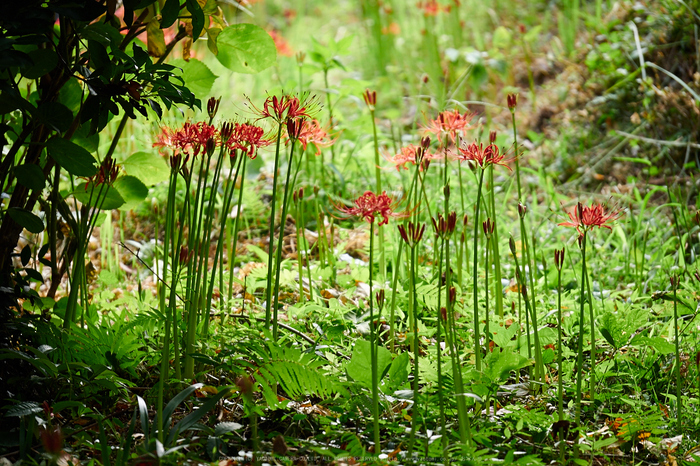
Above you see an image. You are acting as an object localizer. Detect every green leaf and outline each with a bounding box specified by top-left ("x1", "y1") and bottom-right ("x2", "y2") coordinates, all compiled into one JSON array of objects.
[
  {"x1": 47, "y1": 137, "x2": 98, "y2": 177},
  {"x1": 630, "y1": 336, "x2": 675, "y2": 354},
  {"x1": 6, "y1": 401, "x2": 43, "y2": 417},
  {"x1": 214, "y1": 421, "x2": 243, "y2": 436},
  {"x1": 346, "y1": 339, "x2": 391, "y2": 388},
  {"x1": 186, "y1": 0, "x2": 205, "y2": 42},
  {"x1": 72, "y1": 124, "x2": 100, "y2": 153},
  {"x1": 14, "y1": 164, "x2": 45, "y2": 191},
  {"x1": 160, "y1": 0, "x2": 180, "y2": 28},
  {"x1": 169, "y1": 58, "x2": 217, "y2": 99},
  {"x1": 121, "y1": 151, "x2": 170, "y2": 185},
  {"x1": 381, "y1": 351, "x2": 409, "y2": 394},
  {"x1": 7, "y1": 207, "x2": 44, "y2": 234},
  {"x1": 215, "y1": 24, "x2": 277, "y2": 74},
  {"x1": 36, "y1": 102, "x2": 73, "y2": 133},
  {"x1": 73, "y1": 182, "x2": 125, "y2": 210},
  {"x1": 58, "y1": 79, "x2": 83, "y2": 115},
  {"x1": 22, "y1": 49, "x2": 58, "y2": 79},
  {"x1": 113, "y1": 175, "x2": 148, "y2": 210},
  {"x1": 492, "y1": 26, "x2": 512, "y2": 49},
  {"x1": 483, "y1": 350, "x2": 532, "y2": 383}
]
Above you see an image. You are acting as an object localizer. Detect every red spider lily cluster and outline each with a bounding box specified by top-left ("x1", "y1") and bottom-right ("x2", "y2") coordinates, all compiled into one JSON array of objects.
[
  {"x1": 456, "y1": 141, "x2": 513, "y2": 170},
  {"x1": 423, "y1": 108, "x2": 476, "y2": 143},
  {"x1": 225, "y1": 122, "x2": 274, "y2": 159},
  {"x1": 251, "y1": 94, "x2": 313, "y2": 123},
  {"x1": 385, "y1": 144, "x2": 440, "y2": 171},
  {"x1": 559, "y1": 202, "x2": 621, "y2": 236},
  {"x1": 289, "y1": 118, "x2": 336, "y2": 155},
  {"x1": 338, "y1": 191, "x2": 404, "y2": 226},
  {"x1": 153, "y1": 122, "x2": 219, "y2": 157}
]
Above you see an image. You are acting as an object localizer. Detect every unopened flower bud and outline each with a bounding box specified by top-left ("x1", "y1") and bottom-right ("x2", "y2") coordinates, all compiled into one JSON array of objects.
[
  {"x1": 205, "y1": 137, "x2": 216, "y2": 155},
  {"x1": 444, "y1": 184, "x2": 450, "y2": 199},
  {"x1": 489, "y1": 130, "x2": 497, "y2": 144},
  {"x1": 421, "y1": 136, "x2": 431, "y2": 149},
  {"x1": 296, "y1": 51, "x2": 306, "y2": 65},
  {"x1": 363, "y1": 89, "x2": 377, "y2": 109},
  {"x1": 207, "y1": 97, "x2": 221, "y2": 119},
  {"x1": 509, "y1": 236, "x2": 517, "y2": 255},
  {"x1": 507, "y1": 93, "x2": 518, "y2": 110},
  {"x1": 518, "y1": 203, "x2": 527, "y2": 218},
  {"x1": 449, "y1": 286, "x2": 457, "y2": 303},
  {"x1": 376, "y1": 289, "x2": 385, "y2": 309}
]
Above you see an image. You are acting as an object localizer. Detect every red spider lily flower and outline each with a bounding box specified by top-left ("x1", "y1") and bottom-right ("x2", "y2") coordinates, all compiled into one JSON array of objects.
[
  {"x1": 385, "y1": 144, "x2": 440, "y2": 171},
  {"x1": 423, "y1": 108, "x2": 476, "y2": 143},
  {"x1": 153, "y1": 122, "x2": 219, "y2": 157},
  {"x1": 337, "y1": 191, "x2": 405, "y2": 226},
  {"x1": 456, "y1": 141, "x2": 513, "y2": 170},
  {"x1": 91, "y1": 155, "x2": 119, "y2": 186},
  {"x1": 289, "y1": 119, "x2": 336, "y2": 155},
  {"x1": 558, "y1": 202, "x2": 621, "y2": 235},
  {"x1": 225, "y1": 122, "x2": 274, "y2": 159},
  {"x1": 417, "y1": 0, "x2": 444, "y2": 16},
  {"x1": 250, "y1": 94, "x2": 314, "y2": 124}
]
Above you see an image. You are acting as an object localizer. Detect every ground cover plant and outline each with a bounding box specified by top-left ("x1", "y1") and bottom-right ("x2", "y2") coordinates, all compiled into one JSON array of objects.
[{"x1": 2, "y1": 0, "x2": 700, "y2": 464}]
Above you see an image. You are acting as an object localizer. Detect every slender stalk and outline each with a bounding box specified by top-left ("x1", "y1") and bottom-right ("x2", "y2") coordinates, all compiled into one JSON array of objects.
[
  {"x1": 488, "y1": 164, "x2": 504, "y2": 319},
  {"x1": 369, "y1": 221, "x2": 380, "y2": 454},
  {"x1": 672, "y1": 276, "x2": 682, "y2": 429},
  {"x1": 227, "y1": 155, "x2": 248, "y2": 302},
  {"x1": 264, "y1": 125, "x2": 284, "y2": 327},
  {"x1": 575, "y1": 231, "x2": 588, "y2": 427},
  {"x1": 271, "y1": 138, "x2": 299, "y2": 340},
  {"x1": 472, "y1": 168, "x2": 485, "y2": 371}
]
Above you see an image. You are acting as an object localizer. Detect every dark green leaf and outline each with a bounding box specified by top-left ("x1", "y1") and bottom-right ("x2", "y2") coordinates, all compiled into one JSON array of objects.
[
  {"x1": 20, "y1": 245, "x2": 31, "y2": 266},
  {"x1": 47, "y1": 137, "x2": 98, "y2": 177},
  {"x1": 186, "y1": 0, "x2": 204, "y2": 42},
  {"x1": 7, "y1": 207, "x2": 44, "y2": 233},
  {"x1": 21, "y1": 48, "x2": 58, "y2": 79},
  {"x1": 36, "y1": 102, "x2": 73, "y2": 133},
  {"x1": 160, "y1": 0, "x2": 180, "y2": 28},
  {"x1": 15, "y1": 164, "x2": 45, "y2": 191},
  {"x1": 215, "y1": 24, "x2": 277, "y2": 74}
]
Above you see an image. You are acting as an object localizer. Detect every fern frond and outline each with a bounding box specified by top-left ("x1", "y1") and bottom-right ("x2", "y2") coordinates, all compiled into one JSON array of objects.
[{"x1": 253, "y1": 343, "x2": 344, "y2": 404}]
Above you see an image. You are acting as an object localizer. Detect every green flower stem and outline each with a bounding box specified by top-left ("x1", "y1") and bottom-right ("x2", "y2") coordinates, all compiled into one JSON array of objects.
[
  {"x1": 295, "y1": 198, "x2": 305, "y2": 303},
  {"x1": 575, "y1": 231, "x2": 588, "y2": 427},
  {"x1": 369, "y1": 220, "x2": 381, "y2": 454},
  {"x1": 519, "y1": 213, "x2": 543, "y2": 383},
  {"x1": 673, "y1": 279, "x2": 682, "y2": 428},
  {"x1": 488, "y1": 164, "x2": 504, "y2": 319},
  {"x1": 407, "y1": 240, "x2": 419, "y2": 457},
  {"x1": 435, "y1": 235, "x2": 447, "y2": 455},
  {"x1": 585, "y1": 266, "x2": 596, "y2": 408},
  {"x1": 369, "y1": 106, "x2": 386, "y2": 282},
  {"x1": 510, "y1": 109, "x2": 523, "y2": 202},
  {"x1": 472, "y1": 167, "x2": 485, "y2": 371},
  {"x1": 156, "y1": 164, "x2": 179, "y2": 442},
  {"x1": 211, "y1": 154, "x2": 243, "y2": 312},
  {"x1": 272, "y1": 138, "x2": 299, "y2": 341},
  {"x1": 446, "y1": 234, "x2": 472, "y2": 448},
  {"x1": 227, "y1": 155, "x2": 248, "y2": 303},
  {"x1": 264, "y1": 124, "x2": 284, "y2": 327},
  {"x1": 557, "y1": 261, "x2": 564, "y2": 422},
  {"x1": 484, "y1": 235, "x2": 491, "y2": 353}
]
